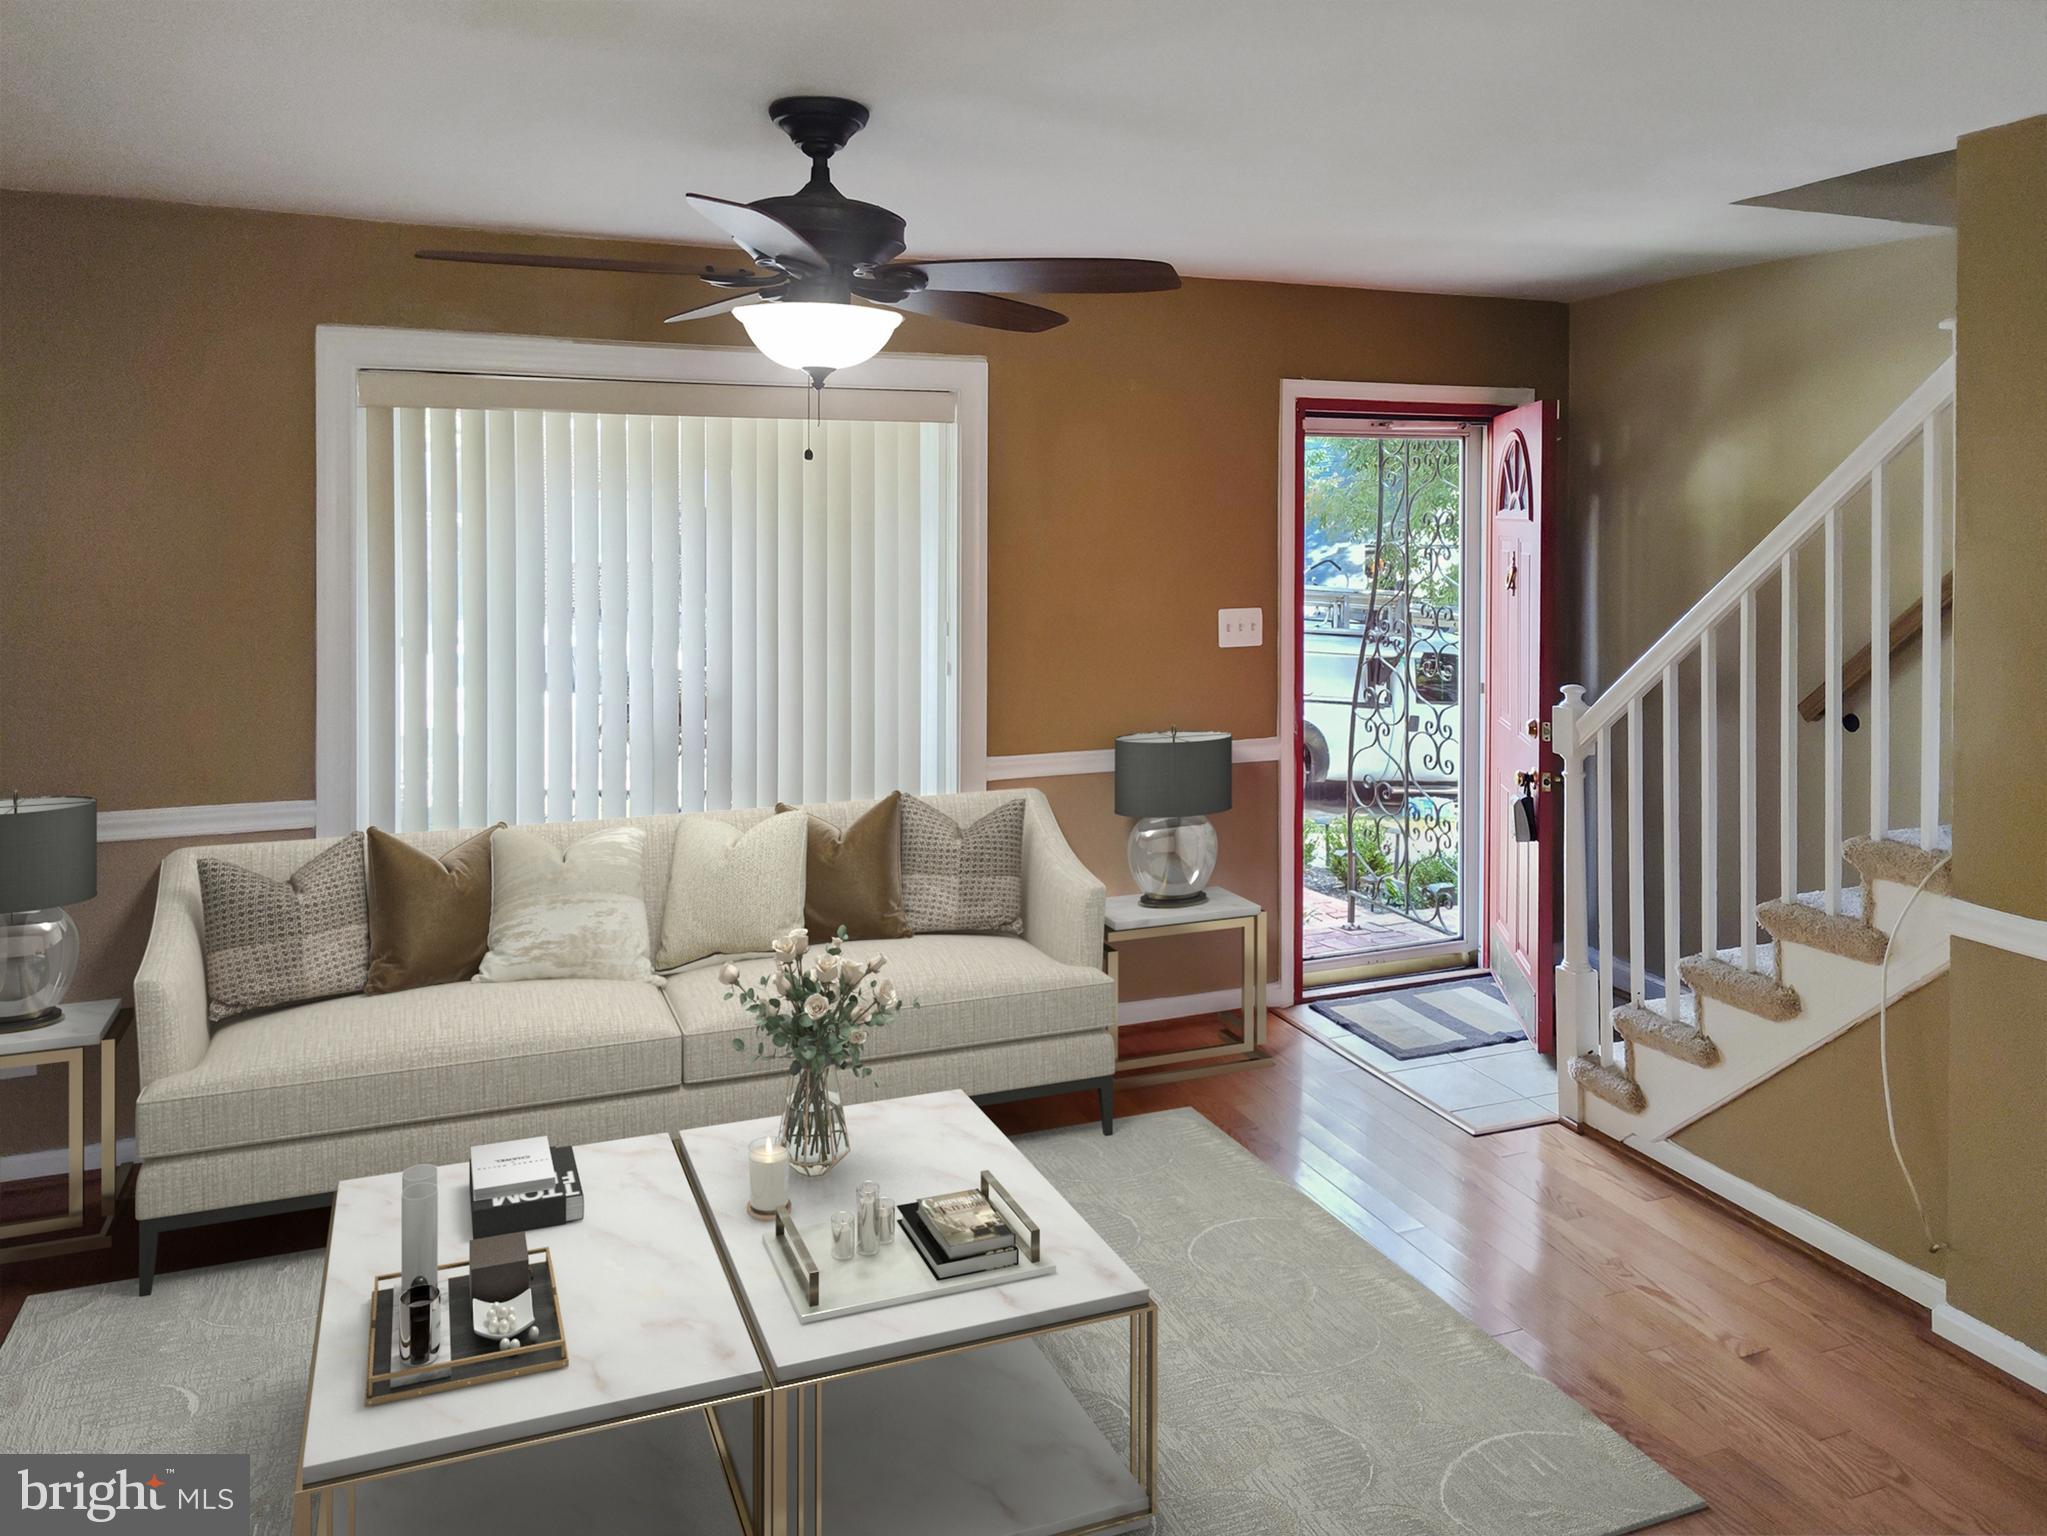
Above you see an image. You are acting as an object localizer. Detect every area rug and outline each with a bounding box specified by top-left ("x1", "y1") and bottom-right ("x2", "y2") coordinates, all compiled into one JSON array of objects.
[
  {"x1": 1313, "y1": 977, "x2": 1527, "y2": 1060},
  {"x1": 0, "y1": 1110, "x2": 1700, "y2": 1535}
]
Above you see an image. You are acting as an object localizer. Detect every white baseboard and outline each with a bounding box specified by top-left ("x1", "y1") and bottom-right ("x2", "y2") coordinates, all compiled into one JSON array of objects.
[
  {"x1": 1947, "y1": 900, "x2": 2047, "y2": 963},
  {"x1": 1932, "y1": 1304, "x2": 2047, "y2": 1394},
  {"x1": 1116, "y1": 987, "x2": 1247, "y2": 1027},
  {"x1": 98, "y1": 801, "x2": 318, "y2": 842},
  {"x1": 0, "y1": 1135, "x2": 137, "y2": 1183},
  {"x1": 1629, "y1": 1139, "x2": 1947, "y2": 1309}
]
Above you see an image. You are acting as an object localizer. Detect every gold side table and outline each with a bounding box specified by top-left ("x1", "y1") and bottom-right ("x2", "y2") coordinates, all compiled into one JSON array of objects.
[
  {"x1": 1105, "y1": 889, "x2": 1271, "y2": 1083},
  {"x1": 0, "y1": 997, "x2": 131, "y2": 1263}
]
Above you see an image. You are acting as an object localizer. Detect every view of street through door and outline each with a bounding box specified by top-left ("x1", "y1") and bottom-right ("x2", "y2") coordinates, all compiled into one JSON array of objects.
[{"x1": 1300, "y1": 421, "x2": 1483, "y2": 985}]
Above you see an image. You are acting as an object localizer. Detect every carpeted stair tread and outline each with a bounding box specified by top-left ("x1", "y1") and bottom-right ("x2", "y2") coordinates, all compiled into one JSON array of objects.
[
  {"x1": 1843, "y1": 829, "x2": 1953, "y2": 896},
  {"x1": 1568, "y1": 1054, "x2": 1647, "y2": 1114},
  {"x1": 1613, "y1": 998, "x2": 1723, "y2": 1066},
  {"x1": 1758, "y1": 886, "x2": 1888, "y2": 964},
  {"x1": 1678, "y1": 945, "x2": 1801, "y2": 1022}
]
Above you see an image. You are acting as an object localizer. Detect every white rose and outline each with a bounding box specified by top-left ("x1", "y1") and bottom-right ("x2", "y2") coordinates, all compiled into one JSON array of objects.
[
  {"x1": 866, "y1": 953, "x2": 887, "y2": 973},
  {"x1": 803, "y1": 993, "x2": 831, "y2": 1020},
  {"x1": 771, "y1": 970, "x2": 792, "y2": 995},
  {"x1": 875, "y1": 979, "x2": 899, "y2": 1007},
  {"x1": 814, "y1": 951, "x2": 842, "y2": 979},
  {"x1": 717, "y1": 962, "x2": 741, "y2": 986},
  {"x1": 848, "y1": 1028, "x2": 868, "y2": 1047},
  {"x1": 839, "y1": 957, "x2": 867, "y2": 982}
]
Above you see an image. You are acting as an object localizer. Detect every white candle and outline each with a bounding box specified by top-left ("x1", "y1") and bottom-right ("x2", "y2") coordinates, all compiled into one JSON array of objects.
[{"x1": 748, "y1": 1135, "x2": 789, "y2": 1214}]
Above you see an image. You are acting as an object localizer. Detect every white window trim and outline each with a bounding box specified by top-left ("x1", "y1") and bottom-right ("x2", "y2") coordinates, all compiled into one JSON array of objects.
[
  {"x1": 1275, "y1": 379, "x2": 1533, "y2": 1009},
  {"x1": 314, "y1": 325, "x2": 989, "y2": 836}
]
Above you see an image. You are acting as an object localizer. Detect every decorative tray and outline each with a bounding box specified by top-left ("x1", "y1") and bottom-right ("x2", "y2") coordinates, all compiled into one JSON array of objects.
[
  {"x1": 764, "y1": 1171, "x2": 1056, "y2": 1324},
  {"x1": 365, "y1": 1249, "x2": 567, "y2": 1405}
]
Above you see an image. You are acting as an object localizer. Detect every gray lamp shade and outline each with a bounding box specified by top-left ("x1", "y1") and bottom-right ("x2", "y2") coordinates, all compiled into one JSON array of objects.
[
  {"x1": 0, "y1": 796, "x2": 98, "y2": 911},
  {"x1": 1114, "y1": 732, "x2": 1232, "y2": 819}
]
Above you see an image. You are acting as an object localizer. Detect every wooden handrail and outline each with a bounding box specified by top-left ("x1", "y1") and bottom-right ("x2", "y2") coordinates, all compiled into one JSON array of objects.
[{"x1": 1800, "y1": 571, "x2": 1952, "y2": 722}]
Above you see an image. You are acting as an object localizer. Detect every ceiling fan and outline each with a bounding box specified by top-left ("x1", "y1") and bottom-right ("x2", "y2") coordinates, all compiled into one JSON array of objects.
[{"x1": 418, "y1": 96, "x2": 1181, "y2": 381}]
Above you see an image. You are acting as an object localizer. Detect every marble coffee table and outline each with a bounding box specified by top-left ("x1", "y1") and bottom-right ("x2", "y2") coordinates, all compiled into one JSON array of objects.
[
  {"x1": 293, "y1": 1133, "x2": 766, "y2": 1534},
  {"x1": 679, "y1": 1089, "x2": 1158, "y2": 1536}
]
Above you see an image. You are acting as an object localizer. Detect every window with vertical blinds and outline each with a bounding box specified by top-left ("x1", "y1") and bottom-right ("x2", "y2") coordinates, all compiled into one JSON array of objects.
[{"x1": 351, "y1": 372, "x2": 958, "y2": 831}]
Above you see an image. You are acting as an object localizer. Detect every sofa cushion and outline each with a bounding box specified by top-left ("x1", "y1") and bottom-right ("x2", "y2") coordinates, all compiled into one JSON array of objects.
[
  {"x1": 899, "y1": 794, "x2": 1025, "y2": 935},
  {"x1": 670, "y1": 935, "x2": 1111, "y2": 1085},
  {"x1": 365, "y1": 823, "x2": 501, "y2": 994},
  {"x1": 658, "y1": 810, "x2": 809, "y2": 968},
  {"x1": 781, "y1": 793, "x2": 910, "y2": 941},
  {"x1": 137, "y1": 980, "x2": 681, "y2": 1159},
  {"x1": 199, "y1": 833, "x2": 370, "y2": 1022},
  {"x1": 479, "y1": 826, "x2": 659, "y2": 984}
]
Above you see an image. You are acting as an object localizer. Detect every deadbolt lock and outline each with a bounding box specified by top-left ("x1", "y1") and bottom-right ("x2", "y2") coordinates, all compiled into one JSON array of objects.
[
  {"x1": 1514, "y1": 770, "x2": 1562, "y2": 792},
  {"x1": 1524, "y1": 718, "x2": 1553, "y2": 742}
]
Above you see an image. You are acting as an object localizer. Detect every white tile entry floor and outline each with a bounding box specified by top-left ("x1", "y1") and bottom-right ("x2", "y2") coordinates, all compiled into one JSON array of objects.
[{"x1": 1282, "y1": 998, "x2": 1559, "y2": 1135}]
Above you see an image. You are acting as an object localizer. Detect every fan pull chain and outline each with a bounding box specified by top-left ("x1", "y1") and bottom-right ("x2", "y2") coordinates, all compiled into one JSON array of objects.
[{"x1": 803, "y1": 366, "x2": 831, "y2": 461}]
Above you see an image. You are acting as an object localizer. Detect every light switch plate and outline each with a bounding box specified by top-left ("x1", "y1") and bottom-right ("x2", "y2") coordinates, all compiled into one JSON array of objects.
[{"x1": 1218, "y1": 607, "x2": 1263, "y2": 647}]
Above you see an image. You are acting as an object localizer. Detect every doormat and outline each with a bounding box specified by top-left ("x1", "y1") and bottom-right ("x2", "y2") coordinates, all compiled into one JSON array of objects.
[{"x1": 1312, "y1": 977, "x2": 1527, "y2": 1060}]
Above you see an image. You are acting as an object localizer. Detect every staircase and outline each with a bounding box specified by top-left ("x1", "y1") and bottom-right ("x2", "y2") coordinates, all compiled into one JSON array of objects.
[{"x1": 1550, "y1": 354, "x2": 1956, "y2": 1153}]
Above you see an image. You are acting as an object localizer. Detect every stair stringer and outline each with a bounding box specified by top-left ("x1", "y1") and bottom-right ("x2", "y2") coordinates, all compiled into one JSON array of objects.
[{"x1": 1579, "y1": 877, "x2": 1952, "y2": 1145}]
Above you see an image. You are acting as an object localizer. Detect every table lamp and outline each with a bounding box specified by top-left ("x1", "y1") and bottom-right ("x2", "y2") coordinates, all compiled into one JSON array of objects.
[
  {"x1": 1114, "y1": 731, "x2": 1231, "y2": 907},
  {"x1": 0, "y1": 794, "x2": 97, "y2": 1030}
]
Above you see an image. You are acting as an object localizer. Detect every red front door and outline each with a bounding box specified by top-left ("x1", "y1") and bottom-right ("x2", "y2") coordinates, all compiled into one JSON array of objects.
[{"x1": 1484, "y1": 401, "x2": 1560, "y2": 1050}]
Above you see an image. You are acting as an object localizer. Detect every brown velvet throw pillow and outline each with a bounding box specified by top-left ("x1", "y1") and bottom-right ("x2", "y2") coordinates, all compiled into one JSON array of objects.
[
  {"x1": 776, "y1": 793, "x2": 910, "y2": 941},
  {"x1": 364, "y1": 823, "x2": 503, "y2": 994}
]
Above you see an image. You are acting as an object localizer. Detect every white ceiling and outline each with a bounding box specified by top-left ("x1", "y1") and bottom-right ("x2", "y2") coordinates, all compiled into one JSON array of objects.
[{"x1": 2, "y1": 0, "x2": 2041, "y2": 300}]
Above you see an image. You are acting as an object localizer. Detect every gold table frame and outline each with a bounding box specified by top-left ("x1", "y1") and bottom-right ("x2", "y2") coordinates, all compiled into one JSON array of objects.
[
  {"x1": 291, "y1": 1187, "x2": 766, "y2": 1535},
  {"x1": 0, "y1": 1006, "x2": 132, "y2": 1264},
  {"x1": 1106, "y1": 906, "x2": 1271, "y2": 1082},
  {"x1": 679, "y1": 1138, "x2": 1160, "y2": 1536}
]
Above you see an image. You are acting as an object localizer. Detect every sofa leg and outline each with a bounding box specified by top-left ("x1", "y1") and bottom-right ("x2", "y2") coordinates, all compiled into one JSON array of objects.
[
  {"x1": 1099, "y1": 1082, "x2": 1115, "y2": 1136},
  {"x1": 137, "y1": 1221, "x2": 160, "y2": 1297}
]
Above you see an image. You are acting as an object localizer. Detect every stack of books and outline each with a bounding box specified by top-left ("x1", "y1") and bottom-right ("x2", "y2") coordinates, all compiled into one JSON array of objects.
[
  {"x1": 901, "y1": 1188, "x2": 1020, "y2": 1278},
  {"x1": 468, "y1": 1136, "x2": 584, "y2": 1239}
]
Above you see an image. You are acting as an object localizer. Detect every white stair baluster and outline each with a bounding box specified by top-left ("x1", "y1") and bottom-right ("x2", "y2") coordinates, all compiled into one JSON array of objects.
[
  {"x1": 1739, "y1": 589, "x2": 1758, "y2": 971},
  {"x1": 1628, "y1": 697, "x2": 1646, "y2": 1009},
  {"x1": 1598, "y1": 722, "x2": 1616, "y2": 1058},
  {"x1": 1869, "y1": 462, "x2": 1890, "y2": 840},
  {"x1": 1780, "y1": 551, "x2": 1798, "y2": 902},
  {"x1": 1662, "y1": 663, "x2": 1681, "y2": 1021},
  {"x1": 1920, "y1": 415, "x2": 1944, "y2": 849},
  {"x1": 1699, "y1": 630, "x2": 1718, "y2": 964},
  {"x1": 1824, "y1": 503, "x2": 1843, "y2": 915}
]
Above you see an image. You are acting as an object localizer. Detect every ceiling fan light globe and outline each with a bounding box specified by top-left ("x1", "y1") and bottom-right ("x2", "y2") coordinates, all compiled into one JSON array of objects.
[{"x1": 735, "y1": 302, "x2": 902, "y2": 373}]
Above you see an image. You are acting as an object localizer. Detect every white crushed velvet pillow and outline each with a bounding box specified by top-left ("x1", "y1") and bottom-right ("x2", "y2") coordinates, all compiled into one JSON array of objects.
[
  {"x1": 657, "y1": 810, "x2": 808, "y2": 970},
  {"x1": 477, "y1": 826, "x2": 658, "y2": 984}
]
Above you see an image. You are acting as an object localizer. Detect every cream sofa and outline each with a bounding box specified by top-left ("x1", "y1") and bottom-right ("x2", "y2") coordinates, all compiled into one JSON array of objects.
[{"x1": 131, "y1": 789, "x2": 1113, "y2": 1293}]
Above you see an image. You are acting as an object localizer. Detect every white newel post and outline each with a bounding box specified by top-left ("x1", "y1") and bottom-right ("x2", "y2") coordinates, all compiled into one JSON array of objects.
[{"x1": 1552, "y1": 684, "x2": 1590, "y2": 1125}]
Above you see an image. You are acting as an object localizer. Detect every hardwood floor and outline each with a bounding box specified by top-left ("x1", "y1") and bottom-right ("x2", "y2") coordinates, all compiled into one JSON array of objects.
[{"x1": 5, "y1": 1012, "x2": 2044, "y2": 1533}]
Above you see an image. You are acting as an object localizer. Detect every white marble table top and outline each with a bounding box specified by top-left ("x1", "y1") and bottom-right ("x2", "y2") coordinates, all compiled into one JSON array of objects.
[
  {"x1": 679, "y1": 1089, "x2": 1149, "y2": 1382},
  {"x1": 302, "y1": 1133, "x2": 763, "y2": 1486},
  {"x1": 1104, "y1": 887, "x2": 1260, "y2": 931},
  {"x1": 0, "y1": 997, "x2": 121, "y2": 1056}
]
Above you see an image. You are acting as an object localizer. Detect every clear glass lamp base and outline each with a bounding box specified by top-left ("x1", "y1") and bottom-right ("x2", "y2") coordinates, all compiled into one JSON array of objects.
[
  {"x1": 1, "y1": 906, "x2": 79, "y2": 1031},
  {"x1": 1127, "y1": 816, "x2": 1219, "y2": 906}
]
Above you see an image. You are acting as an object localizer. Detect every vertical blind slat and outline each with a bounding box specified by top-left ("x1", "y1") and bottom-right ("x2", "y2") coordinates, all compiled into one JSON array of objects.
[
  {"x1": 427, "y1": 408, "x2": 460, "y2": 828},
  {"x1": 395, "y1": 407, "x2": 429, "y2": 832},
  {"x1": 511, "y1": 411, "x2": 545, "y2": 825},
  {"x1": 360, "y1": 406, "x2": 398, "y2": 829},
  {"x1": 650, "y1": 419, "x2": 682, "y2": 817},
  {"x1": 361, "y1": 399, "x2": 956, "y2": 829}
]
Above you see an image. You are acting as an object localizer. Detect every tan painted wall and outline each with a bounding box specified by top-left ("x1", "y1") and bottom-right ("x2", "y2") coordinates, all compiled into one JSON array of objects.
[
  {"x1": 0, "y1": 191, "x2": 1566, "y2": 1155},
  {"x1": 1566, "y1": 234, "x2": 1957, "y2": 965},
  {"x1": 1674, "y1": 978, "x2": 1950, "y2": 1272},
  {"x1": 1946, "y1": 114, "x2": 2047, "y2": 1353}
]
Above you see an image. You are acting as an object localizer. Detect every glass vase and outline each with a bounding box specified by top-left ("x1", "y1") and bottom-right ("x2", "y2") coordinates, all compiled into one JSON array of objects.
[{"x1": 781, "y1": 1061, "x2": 850, "y2": 1177}]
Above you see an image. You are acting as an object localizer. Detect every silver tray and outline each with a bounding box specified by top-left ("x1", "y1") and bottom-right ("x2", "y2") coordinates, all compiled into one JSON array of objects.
[{"x1": 763, "y1": 1171, "x2": 1057, "y2": 1324}]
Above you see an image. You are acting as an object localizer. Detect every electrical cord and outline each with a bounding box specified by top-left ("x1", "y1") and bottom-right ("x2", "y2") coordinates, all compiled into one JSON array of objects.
[{"x1": 1878, "y1": 852, "x2": 1951, "y2": 1255}]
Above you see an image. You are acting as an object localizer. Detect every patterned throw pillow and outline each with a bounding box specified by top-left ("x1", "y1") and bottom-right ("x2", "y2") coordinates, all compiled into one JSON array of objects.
[
  {"x1": 199, "y1": 834, "x2": 370, "y2": 1023},
  {"x1": 898, "y1": 796, "x2": 1025, "y2": 935},
  {"x1": 477, "y1": 826, "x2": 658, "y2": 984},
  {"x1": 657, "y1": 811, "x2": 809, "y2": 969}
]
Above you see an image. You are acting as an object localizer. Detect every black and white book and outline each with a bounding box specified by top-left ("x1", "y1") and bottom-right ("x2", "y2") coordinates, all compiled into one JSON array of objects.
[
  {"x1": 468, "y1": 1135, "x2": 558, "y2": 1201},
  {"x1": 472, "y1": 1147, "x2": 583, "y2": 1238},
  {"x1": 913, "y1": 1189, "x2": 1014, "y2": 1260},
  {"x1": 899, "y1": 1203, "x2": 1021, "y2": 1280}
]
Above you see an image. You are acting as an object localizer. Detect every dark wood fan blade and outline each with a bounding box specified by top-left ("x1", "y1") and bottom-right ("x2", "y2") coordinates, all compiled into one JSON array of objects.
[
  {"x1": 663, "y1": 293, "x2": 771, "y2": 324},
  {"x1": 883, "y1": 257, "x2": 1180, "y2": 294},
  {"x1": 416, "y1": 249, "x2": 722, "y2": 278},
  {"x1": 685, "y1": 194, "x2": 829, "y2": 274},
  {"x1": 881, "y1": 289, "x2": 1068, "y2": 332}
]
